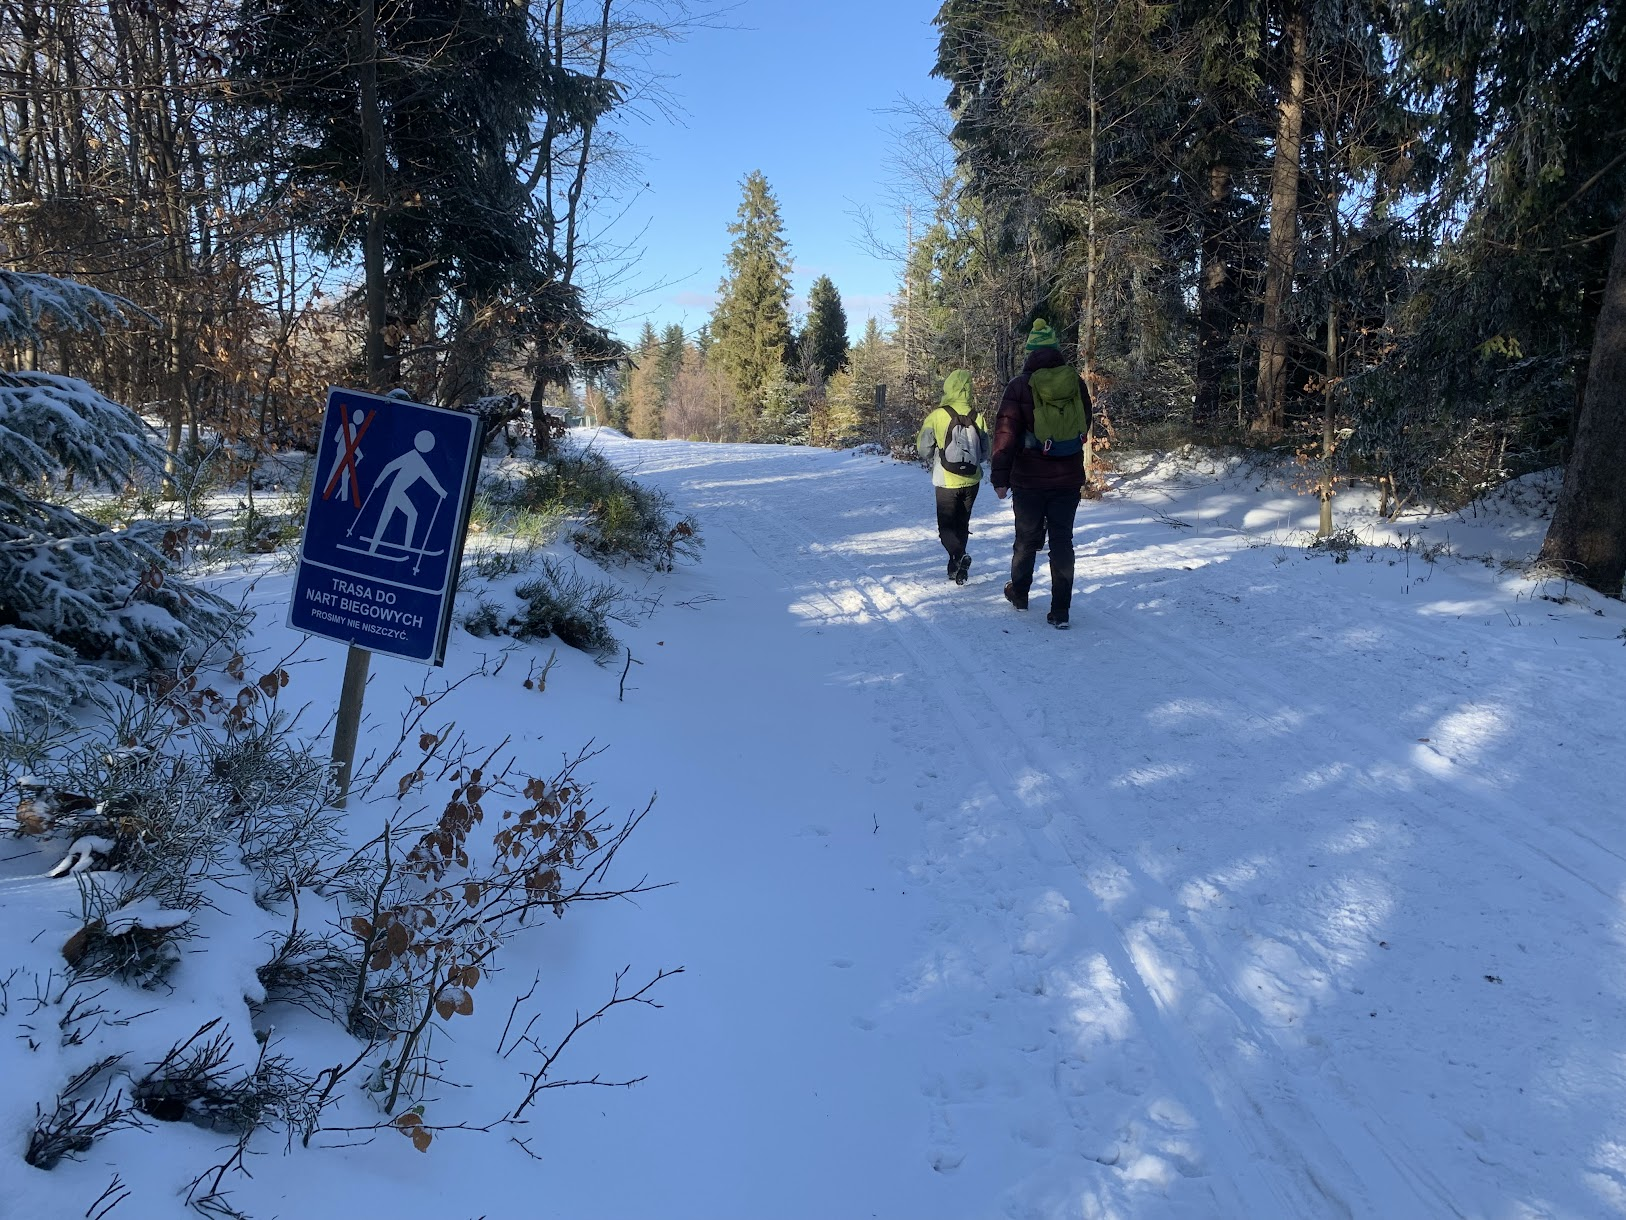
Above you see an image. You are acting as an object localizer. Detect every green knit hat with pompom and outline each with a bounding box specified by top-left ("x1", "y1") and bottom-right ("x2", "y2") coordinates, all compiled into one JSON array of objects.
[{"x1": 1024, "y1": 318, "x2": 1060, "y2": 350}]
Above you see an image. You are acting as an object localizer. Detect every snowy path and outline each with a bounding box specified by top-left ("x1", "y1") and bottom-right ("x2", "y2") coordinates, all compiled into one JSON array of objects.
[
  {"x1": 19, "y1": 436, "x2": 1622, "y2": 1220},
  {"x1": 531, "y1": 435, "x2": 1626, "y2": 1220}
]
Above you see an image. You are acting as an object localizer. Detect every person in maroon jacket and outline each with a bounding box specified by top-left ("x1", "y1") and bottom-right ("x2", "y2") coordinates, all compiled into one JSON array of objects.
[{"x1": 989, "y1": 319, "x2": 1095, "y2": 629}]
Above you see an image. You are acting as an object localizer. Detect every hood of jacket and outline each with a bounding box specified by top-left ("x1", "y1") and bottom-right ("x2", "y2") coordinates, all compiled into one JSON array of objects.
[{"x1": 939, "y1": 369, "x2": 974, "y2": 413}]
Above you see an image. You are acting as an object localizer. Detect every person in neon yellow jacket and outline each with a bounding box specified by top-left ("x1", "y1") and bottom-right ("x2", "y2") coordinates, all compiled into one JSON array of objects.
[{"x1": 916, "y1": 368, "x2": 990, "y2": 585}]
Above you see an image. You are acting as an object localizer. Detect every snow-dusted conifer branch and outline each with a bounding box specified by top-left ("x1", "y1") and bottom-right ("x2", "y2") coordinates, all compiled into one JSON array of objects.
[
  {"x1": 0, "y1": 488, "x2": 237, "y2": 703},
  {"x1": 0, "y1": 371, "x2": 154, "y2": 487},
  {"x1": 0, "y1": 270, "x2": 146, "y2": 346},
  {"x1": 0, "y1": 270, "x2": 239, "y2": 726},
  {"x1": 0, "y1": 627, "x2": 92, "y2": 726}
]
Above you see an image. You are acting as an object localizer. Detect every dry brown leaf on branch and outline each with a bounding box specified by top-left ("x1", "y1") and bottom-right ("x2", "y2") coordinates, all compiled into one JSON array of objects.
[{"x1": 61, "y1": 925, "x2": 91, "y2": 965}]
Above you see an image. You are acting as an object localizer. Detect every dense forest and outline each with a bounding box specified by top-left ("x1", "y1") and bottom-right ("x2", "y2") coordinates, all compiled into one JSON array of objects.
[
  {"x1": 607, "y1": 1, "x2": 1626, "y2": 596},
  {"x1": 4, "y1": 0, "x2": 1625, "y2": 606},
  {"x1": 918, "y1": 0, "x2": 1625, "y2": 595}
]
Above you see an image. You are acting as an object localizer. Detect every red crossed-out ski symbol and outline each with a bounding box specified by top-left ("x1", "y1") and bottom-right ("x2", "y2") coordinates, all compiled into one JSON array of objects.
[{"x1": 322, "y1": 408, "x2": 376, "y2": 505}]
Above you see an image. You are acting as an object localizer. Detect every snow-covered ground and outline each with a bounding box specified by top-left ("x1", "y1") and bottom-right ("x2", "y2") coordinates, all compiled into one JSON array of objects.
[{"x1": 6, "y1": 433, "x2": 1626, "y2": 1219}]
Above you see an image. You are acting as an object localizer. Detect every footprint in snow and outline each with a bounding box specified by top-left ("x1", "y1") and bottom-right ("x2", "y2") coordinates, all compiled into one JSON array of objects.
[
  {"x1": 1015, "y1": 1119, "x2": 1053, "y2": 1149},
  {"x1": 1018, "y1": 805, "x2": 1053, "y2": 830}
]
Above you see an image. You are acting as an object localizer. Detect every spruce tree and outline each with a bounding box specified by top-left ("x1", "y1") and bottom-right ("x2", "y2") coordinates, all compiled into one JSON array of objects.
[
  {"x1": 0, "y1": 272, "x2": 237, "y2": 725},
  {"x1": 803, "y1": 276, "x2": 850, "y2": 381},
  {"x1": 655, "y1": 324, "x2": 688, "y2": 400},
  {"x1": 710, "y1": 171, "x2": 794, "y2": 430},
  {"x1": 1386, "y1": 0, "x2": 1626, "y2": 592},
  {"x1": 826, "y1": 317, "x2": 900, "y2": 448},
  {"x1": 231, "y1": 0, "x2": 575, "y2": 399},
  {"x1": 757, "y1": 367, "x2": 810, "y2": 445},
  {"x1": 626, "y1": 323, "x2": 665, "y2": 439}
]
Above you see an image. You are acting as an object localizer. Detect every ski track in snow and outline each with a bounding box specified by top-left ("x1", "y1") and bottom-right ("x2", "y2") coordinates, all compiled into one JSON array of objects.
[
  {"x1": 9, "y1": 434, "x2": 1624, "y2": 1220},
  {"x1": 605, "y1": 434, "x2": 1626, "y2": 1220},
  {"x1": 748, "y1": 483, "x2": 1427, "y2": 1219},
  {"x1": 732, "y1": 496, "x2": 1288, "y2": 1216}
]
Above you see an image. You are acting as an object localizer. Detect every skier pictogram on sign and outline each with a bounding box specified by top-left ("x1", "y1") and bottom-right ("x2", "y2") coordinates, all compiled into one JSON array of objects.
[
  {"x1": 338, "y1": 430, "x2": 450, "y2": 573},
  {"x1": 289, "y1": 388, "x2": 481, "y2": 666}
]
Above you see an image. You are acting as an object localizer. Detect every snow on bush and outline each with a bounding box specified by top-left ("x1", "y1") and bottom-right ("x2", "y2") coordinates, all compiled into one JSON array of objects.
[
  {"x1": 0, "y1": 648, "x2": 667, "y2": 1210},
  {"x1": 479, "y1": 444, "x2": 702, "y2": 573},
  {"x1": 460, "y1": 440, "x2": 704, "y2": 661}
]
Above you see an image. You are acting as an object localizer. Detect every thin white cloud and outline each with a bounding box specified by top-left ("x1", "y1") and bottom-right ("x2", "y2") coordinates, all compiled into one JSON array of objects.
[{"x1": 843, "y1": 293, "x2": 895, "y2": 321}]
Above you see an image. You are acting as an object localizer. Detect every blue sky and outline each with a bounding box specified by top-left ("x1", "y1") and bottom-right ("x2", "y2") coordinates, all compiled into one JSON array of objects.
[{"x1": 590, "y1": 2, "x2": 946, "y2": 347}]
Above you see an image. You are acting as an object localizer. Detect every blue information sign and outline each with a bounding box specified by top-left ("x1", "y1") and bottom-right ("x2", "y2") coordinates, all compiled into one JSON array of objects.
[{"x1": 289, "y1": 388, "x2": 482, "y2": 665}]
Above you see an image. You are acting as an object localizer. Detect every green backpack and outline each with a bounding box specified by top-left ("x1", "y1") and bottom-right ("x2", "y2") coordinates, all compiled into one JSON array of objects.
[{"x1": 1027, "y1": 365, "x2": 1088, "y2": 458}]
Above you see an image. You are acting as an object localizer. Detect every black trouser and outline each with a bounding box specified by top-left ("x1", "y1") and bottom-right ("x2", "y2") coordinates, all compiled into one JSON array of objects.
[
  {"x1": 1010, "y1": 487, "x2": 1081, "y2": 614},
  {"x1": 934, "y1": 484, "x2": 979, "y2": 567}
]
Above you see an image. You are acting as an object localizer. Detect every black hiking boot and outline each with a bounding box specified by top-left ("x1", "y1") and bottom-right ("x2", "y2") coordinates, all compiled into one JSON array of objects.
[
  {"x1": 1046, "y1": 609, "x2": 1070, "y2": 630},
  {"x1": 1003, "y1": 581, "x2": 1028, "y2": 611},
  {"x1": 954, "y1": 554, "x2": 972, "y2": 585}
]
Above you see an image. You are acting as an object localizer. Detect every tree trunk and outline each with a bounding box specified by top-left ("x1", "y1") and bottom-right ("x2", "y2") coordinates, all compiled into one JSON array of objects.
[
  {"x1": 1253, "y1": 1, "x2": 1309, "y2": 436},
  {"x1": 1195, "y1": 160, "x2": 1234, "y2": 425},
  {"x1": 1318, "y1": 124, "x2": 1340, "y2": 538},
  {"x1": 120, "y1": 8, "x2": 194, "y2": 497},
  {"x1": 357, "y1": 0, "x2": 388, "y2": 390},
  {"x1": 1080, "y1": 2, "x2": 1100, "y2": 387},
  {"x1": 1539, "y1": 204, "x2": 1626, "y2": 596},
  {"x1": 1318, "y1": 297, "x2": 1338, "y2": 537},
  {"x1": 1564, "y1": 275, "x2": 1604, "y2": 460}
]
